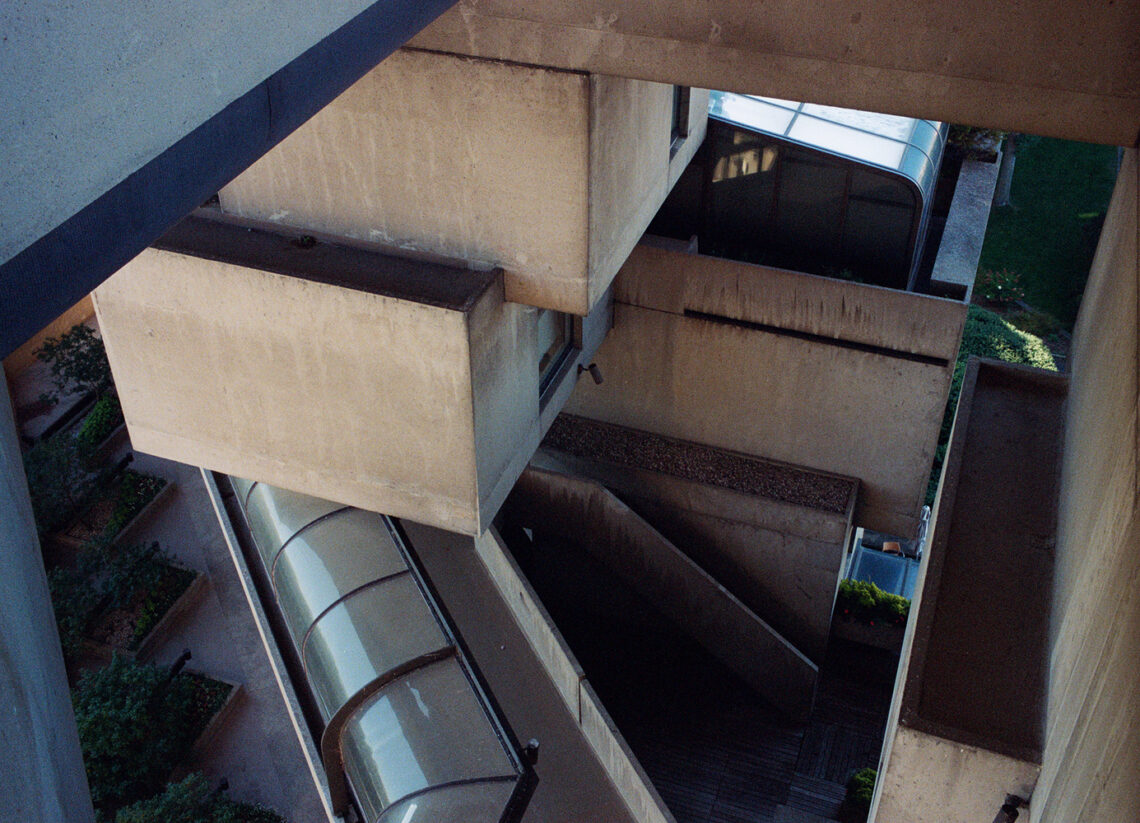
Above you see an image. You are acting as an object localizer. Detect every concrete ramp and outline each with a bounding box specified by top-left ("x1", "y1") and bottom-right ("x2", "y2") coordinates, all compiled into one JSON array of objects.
[{"x1": 508, "y1": 466, "x2": 818, "y2": 721}]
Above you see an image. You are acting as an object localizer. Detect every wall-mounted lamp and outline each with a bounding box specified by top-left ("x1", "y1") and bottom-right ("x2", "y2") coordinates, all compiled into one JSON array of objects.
[
  {"x1": 992, "y1": 795, "x2": 1028, "y2": 823},
  {"x1": 578, "y1": 363, "x2": 604, "y2": 385}
]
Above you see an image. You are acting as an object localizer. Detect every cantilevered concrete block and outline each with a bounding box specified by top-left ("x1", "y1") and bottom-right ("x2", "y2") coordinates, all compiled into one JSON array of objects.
[
  {"x1": 219, "y1": 48, "x2": 708, "y2": 316},
  {"x1": 95, "y1": 210, "x2": 547, "y2": 534}
]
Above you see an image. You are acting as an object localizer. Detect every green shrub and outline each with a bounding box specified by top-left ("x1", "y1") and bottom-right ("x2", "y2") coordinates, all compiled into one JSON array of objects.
[
  {"x1": 837, "y1": 579, "x2": 910, "y2": 626},
  {"x1": 101, "y1": 471, "x2": 167, "y2": 542},
  {"x1": 927, "y1": 306, "x2": 1057, "y2": 503},
  {"x1": 115, "y1": 773, "x2": 284, "y2": 823},
  {"x1": 844, "y1": 767, "x2": 877, "y2": 820},
  {"x1": 975, "y1": 268, "x2": 1025, "y2": 305},
  {"x1": 76, "y1": 394, "x2": 124, "y2": 453},
  {"x1": 48, "y1": 542, "x2": 169, "y2": 660},
  {"x1": 72, "y1": 655, "x2": 202, "y2": 816},
  {"x1": 23, "y1": 433, "x2": 100, "y2": 534},
  {"x1": 36, "y1": 323, "x2": 115, "y2": 405}
]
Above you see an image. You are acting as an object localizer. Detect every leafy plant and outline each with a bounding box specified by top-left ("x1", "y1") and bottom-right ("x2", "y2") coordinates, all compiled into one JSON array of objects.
[
  {"x1": 48, "y1": 542, "x2": 171, "y2": 660},
  {"x1": 843, "y1": 767, "x2": 877, "y2": 821},
  {"x1": 975, "y1": 268, "x2": 1025, "y2": 306},
  {"x1": 72, "y1": 655, "x2": 203, "y2": 816},
  {"x1": 23, "y1": 433, "x2": 101, "y2": 534},
  {"x1": 926, "y1": 306, "x2": 1057, "y2": 503},
  {"x1": 837, "y1": 579, "x2": 909, "y2": 626},
  {"x1": 101, "y1": 471, "x2": 167, "y2": 542},
  {"x1": 36, "y1": 323, "x2": 115, "y2": 405},
  {"x1": 114, "y1": 773, "x2": 284, "y2": 823},
  {"x1": 76, "y1": 393, "x2": 124, "y2": 453}
]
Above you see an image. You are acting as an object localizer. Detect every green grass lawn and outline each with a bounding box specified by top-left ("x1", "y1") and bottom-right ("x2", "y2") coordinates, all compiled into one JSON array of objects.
[{"x1": 978, "y1": 136, "x2": 1119, "y2": 328}]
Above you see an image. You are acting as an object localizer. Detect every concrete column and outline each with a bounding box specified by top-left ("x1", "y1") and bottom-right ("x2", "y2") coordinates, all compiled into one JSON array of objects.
[{"x1": 0, "y1": 380, "x2": 94, "y2": 822}]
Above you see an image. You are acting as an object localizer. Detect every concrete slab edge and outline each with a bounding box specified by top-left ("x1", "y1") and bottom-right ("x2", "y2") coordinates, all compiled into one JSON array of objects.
[
  {"x1": 475, "y1": 527, "x2": 678, "y2": 823},
  {"x1": 200, "y1": 468, "x2": 344, "y2": 823}
]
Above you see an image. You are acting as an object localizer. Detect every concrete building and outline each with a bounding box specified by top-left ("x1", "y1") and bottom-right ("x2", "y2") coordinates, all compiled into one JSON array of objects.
[{"x1": 2, "y1": 3, "x2": 1139, "y2": 822}]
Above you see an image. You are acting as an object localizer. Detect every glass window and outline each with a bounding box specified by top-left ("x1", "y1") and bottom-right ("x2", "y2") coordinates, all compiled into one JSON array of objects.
[
  {"x1": 377, "y1": 781, "x2": 519, "y2": 823},
  {"x1": 243, "y1": 483, "x2": 344, "y2": 571},
  {"x1": 536, "y1": 309, "x2": 571, "y2": 388},
  {"x1": 273, "y1": 508, "x2": 409, "y2": 638},
  {"x1": 341, "y1": 659, "x2": 518, "y2": 822},
  {"x1": 302, "y1": 577, "x2": 448, "y2": 721}
]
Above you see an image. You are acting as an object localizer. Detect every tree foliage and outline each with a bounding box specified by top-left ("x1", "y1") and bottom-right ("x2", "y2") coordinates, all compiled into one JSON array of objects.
[
  {"x1": 36, "y1": 323, "x2": 115, "y2": 404},
  {"x1": 115, "y1": 773, "x2": 284, "y2": 823},
  {"x1": 72, "y1": 655, "x2": 201, "y2": 817}
]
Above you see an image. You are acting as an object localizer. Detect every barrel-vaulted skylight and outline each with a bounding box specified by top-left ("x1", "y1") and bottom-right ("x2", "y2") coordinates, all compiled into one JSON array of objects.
[{"x1": 708, "y1": 92, "x2": 945, "y2": 201}]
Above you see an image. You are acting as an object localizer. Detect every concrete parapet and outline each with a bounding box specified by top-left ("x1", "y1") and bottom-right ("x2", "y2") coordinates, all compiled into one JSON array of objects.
[
  {"x1": 873, "y1": 358, "x2": 1067, "y2": 822},
  {"x1": 507, "y1": 466, "x2": 818, "y2": 720},
  {"x1": 533, "y1": 416, "x2": 857, "y2": 661},
  {"x1": 930, "y1": 158, "x2": 1001, "y2": 302}
]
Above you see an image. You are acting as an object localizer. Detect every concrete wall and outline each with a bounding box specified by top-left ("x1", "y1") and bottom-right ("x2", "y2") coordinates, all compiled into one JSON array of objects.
[
  {"x1": 1031, "y1": 150, "x2": 1140, "y2": 823},
  {"x1": 532, "y1": 447, "x2": 854, "y2": 662},
  {"x1": 472, "y1": 528, "x2": 677, "y2": 823},
  {"x1": 93, "y1": 245, "x2": 536, "y2": 535},
  {"x1": 221, "y1": 48, "x2": 707, "y2": 316},
  {"x1": 566, "y1": 242, "x2": 966, "y2": 535},
  {"x1": 410, "y1": 1, "x2": 1140, "y2": 146},
  {"x1": 0, "y1": 381, "x2": 95, "y2": 823},
  {"x1": 507, "y1": 466, "x2": 818, "y2": 720}
]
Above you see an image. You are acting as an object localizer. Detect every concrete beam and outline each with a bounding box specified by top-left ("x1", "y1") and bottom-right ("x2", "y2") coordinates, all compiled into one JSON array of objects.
[
  {"x1": 0, "y1": 0, "x2": 456, "y2": 358},
  {"x1": 411, "y1": 1, "x2": 1140, "y2": 146}
]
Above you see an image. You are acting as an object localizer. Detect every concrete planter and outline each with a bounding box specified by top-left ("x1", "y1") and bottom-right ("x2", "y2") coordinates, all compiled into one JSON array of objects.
[
  {"x1": 82, "y1": 566, "x2": 207, "y2": 664},
  {"x1": 51, "y1": 476, "x2": 173, "y2": 551},
  {"x1": 831, "y1": 618, "x2": 905, "y2": 653},
  {"x1": 85, "y1": 420, "x2": 129, "y2": 467},
  {"x1": 185, "y1": 673, "x2": 242, "y2": 764}
]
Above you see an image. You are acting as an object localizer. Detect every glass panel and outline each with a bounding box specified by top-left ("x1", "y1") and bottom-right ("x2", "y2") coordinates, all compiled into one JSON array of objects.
[
  {"x1": 274, "y1": 509, "x2": 409, "y2": 637},
  {"x1": 536, "y1": 309, "x2": 570, "y2": 384},
  {"x1": 377, "y1": 780, "x2": 518, "y2": 823},
  {"x1": 800, "y1": 103, "x2": 915, "y2": 141},
  {"x1": 229, "y1": 476, "x2": 256, "y2": 506},
  {"x1": 303, "y1": 577, "x2": 448, "y2": 721},
  {"x1": 852, "y1": 547, "x2": 907, "y2": 595},
  {"x1": 243, "y1": 483, "x2": 344, "y2": 571},
  {"x1": 341, "y1": 658, "x2": 517, "y2": 821},
  {"x1": 787, "y1": 116, "x2": 906, "y2": 169},
  {"x1": 774, "y1": 151, "x2": 847, "y2": 264},
  {"x1": 708, "y1": 91, "x2": 795, "y2": 135}
]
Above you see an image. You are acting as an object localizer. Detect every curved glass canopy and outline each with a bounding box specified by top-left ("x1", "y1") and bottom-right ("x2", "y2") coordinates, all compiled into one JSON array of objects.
[
  {"x1": 234, "y1": 479, "x2": 533, "y2": 823},
  {"x1": 707, "y1": 92, "x2": 945, "y2": 201}
]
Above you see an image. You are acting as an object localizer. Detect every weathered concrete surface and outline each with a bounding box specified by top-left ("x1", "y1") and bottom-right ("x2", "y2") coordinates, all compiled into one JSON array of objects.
[
  {"x1": 410, "y1": 1, "x2": 1140, "y2": 146},
  {"x1": 221, "y1": 48, "x2": 707, "y2": 316},
  {"x1": 532, "y1": 434, "x2": 856, "y2": 662},
  {"x1": 873, "y1": 359, "x2": 1067, "y2": 823},
  {"x1": 469, "y1": 528, "x2": 676, "y2": 823},
  {"x1": 507, "y1": 466, "x2": 818, "y2": 720},
  {"x1": 930, "y1": 158, "x2": 1001, "y2": 301},
  {"x1": 94, "y1": 216, "x2": 538, "y2": 535},
  {"x1": 0, "y1": 381, "x2": 94, "y2": 823},
  {"x1": 401, "y1": 521, "x2": 651, "y2": 823},
  {"x1": 567, "y1": 243, "x2": 965, "y2": 534},
  {"x1": 1032, "y1": 149, "x2": 1140, "y2": 823}
]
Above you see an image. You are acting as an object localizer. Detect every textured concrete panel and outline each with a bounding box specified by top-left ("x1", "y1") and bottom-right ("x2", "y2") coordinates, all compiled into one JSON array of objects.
[{"x1": 411, "y1": 1, "x2": 1140, "y2": 145}]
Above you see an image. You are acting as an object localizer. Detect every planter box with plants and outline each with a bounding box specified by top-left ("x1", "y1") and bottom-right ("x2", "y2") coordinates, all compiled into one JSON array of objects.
[
  {"x1": 113, "y1": 772, "x2": 284, "y2": 823},
  {"x1": 50, "y1": 541, "x2": 203, "y2": 670},
  {"x1": 54, "y1": 468, "x2": 171, "y2": 550},
  {"x1": 832, "y1": 579, "x2": 909, "y2": 652},
  {"x1": 72, "y1": 653, "x2": 242, "y2": 821}
]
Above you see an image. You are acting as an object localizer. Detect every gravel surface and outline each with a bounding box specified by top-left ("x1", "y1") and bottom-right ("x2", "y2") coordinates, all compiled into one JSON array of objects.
[{"x1": 544, "y1": 415, "x2": 855, "y2": 513}]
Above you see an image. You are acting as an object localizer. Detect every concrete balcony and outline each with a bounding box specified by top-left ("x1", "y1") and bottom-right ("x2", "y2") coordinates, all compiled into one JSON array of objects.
[
  {"x1": 566, "y1": 238, "x2": 968, "y2": 535},
  {"x1": 94, "y1": 210, "x2": 607, "y2": 535},
  {"x1": 872, "y1": 358, "x2": 1068, "y2": 822},
  {"x1": 219, "y1": 47, "x2": 708, "y2": 317}
]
